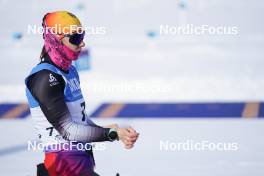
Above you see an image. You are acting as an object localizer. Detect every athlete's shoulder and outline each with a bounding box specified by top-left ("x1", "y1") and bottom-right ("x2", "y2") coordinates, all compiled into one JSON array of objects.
[
  {"x1": 33, "y1": 69, "x2": 62, "y2": 83},
  {"x1": 27, "y1": 69, "x2": 64, "y2": 90},
  {"x1": 31, "y1": 63, "x2": 62, "y2": 75}
]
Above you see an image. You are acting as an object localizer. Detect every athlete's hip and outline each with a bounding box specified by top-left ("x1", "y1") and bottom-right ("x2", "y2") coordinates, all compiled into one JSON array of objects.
[{"x1": 44, "y1": 149, "x2": 95, "y2": 176}]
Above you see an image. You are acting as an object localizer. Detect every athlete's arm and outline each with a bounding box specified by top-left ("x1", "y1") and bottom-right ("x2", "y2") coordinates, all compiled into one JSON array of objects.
[{"x1": 27, "y1": 69, "x2": 111, "y2": 142}]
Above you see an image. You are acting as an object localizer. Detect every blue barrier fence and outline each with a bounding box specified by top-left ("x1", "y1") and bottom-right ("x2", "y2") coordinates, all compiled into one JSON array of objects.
[{"x1": 0, "y1": 102, "x2": 262, "y2": 119}]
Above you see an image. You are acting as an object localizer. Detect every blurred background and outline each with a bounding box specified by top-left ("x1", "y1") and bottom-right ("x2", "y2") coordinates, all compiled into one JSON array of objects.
[{"x1": 0, "y1": 0, "x2": 264, "y2": 175}]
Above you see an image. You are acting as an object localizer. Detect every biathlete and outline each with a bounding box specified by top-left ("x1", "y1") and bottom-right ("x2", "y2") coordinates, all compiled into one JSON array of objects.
[{"x1": 25, "y1": 11, "x2": 139, "y2": 176}]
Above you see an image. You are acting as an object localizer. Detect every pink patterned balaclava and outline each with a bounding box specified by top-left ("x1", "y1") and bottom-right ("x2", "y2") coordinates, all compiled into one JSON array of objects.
[{"x1": 43, "y1": 28, "x2": 80, "y2": 70}]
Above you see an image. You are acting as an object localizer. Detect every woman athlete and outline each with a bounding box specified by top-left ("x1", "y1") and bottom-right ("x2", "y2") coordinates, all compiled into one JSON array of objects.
[{"x1": 25, "y1": 11, "x2": 139, "y2": 176}]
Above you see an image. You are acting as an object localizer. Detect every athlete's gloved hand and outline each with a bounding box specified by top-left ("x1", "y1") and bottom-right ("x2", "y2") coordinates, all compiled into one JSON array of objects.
[{"x1": 117, "y1": 126, "x2": 139, "y2": 149}]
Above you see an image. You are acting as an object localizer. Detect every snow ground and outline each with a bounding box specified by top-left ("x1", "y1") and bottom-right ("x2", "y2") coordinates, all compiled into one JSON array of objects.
[{"x1": 0, "y1": 118, "x2": 264, "y2": 176}]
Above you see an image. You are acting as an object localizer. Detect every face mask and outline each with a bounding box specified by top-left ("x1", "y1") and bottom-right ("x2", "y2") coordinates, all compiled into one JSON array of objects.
[{"x1": 43, "y1": 28, "x2": 81, "y2": 70}]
